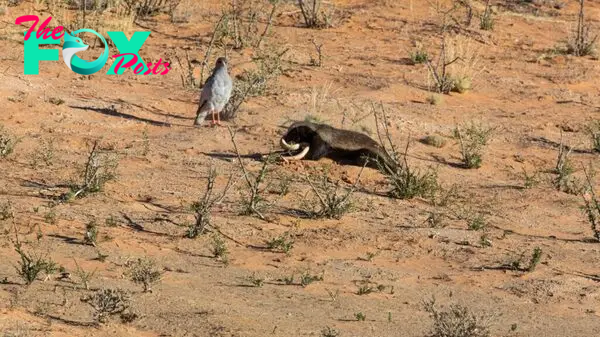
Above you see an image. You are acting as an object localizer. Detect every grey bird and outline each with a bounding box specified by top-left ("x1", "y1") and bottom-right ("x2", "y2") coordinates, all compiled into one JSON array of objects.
[{"x1": 194, "y1": 57, "x2": 233, "y2": 127}]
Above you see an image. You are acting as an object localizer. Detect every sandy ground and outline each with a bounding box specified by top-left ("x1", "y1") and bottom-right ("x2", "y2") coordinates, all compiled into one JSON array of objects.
[{"x1": 1, "y1": 0, "x2": 600, "y2": 336}]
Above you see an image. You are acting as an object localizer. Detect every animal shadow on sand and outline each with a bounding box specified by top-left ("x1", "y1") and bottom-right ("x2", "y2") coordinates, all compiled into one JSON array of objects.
[{"x1": 70, "y1": 105, "x2": 189, "y2": 127}]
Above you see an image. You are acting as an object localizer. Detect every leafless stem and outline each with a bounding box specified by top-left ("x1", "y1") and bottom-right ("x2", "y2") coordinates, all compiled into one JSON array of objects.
[
  {"x1": 256, "y1": 0, "x2": 279, "y2": 49},
  {"x1": 200, "y1": 14, "x2": 227, "y2": 85},
  {"x1": 227, "y1": 127, "x2": 268, "y2": 220}
]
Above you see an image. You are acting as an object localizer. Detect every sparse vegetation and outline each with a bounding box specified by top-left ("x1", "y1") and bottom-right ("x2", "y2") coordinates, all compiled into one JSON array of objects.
[
  {"x1": 423, "y1": 297, "x2": 491, "y2": 337},
  {"x1": 586, "y1": 120, "x2": 600, "y2": 153},
  {"x1": 422, "y1": 3, "x2": 481, "y2": 94},
  {"x1": 1, "y1": 1, "x2": 598, "y2": 334},
  {"x1": 508, "y1": 251, "x2": 526, "y2": 271},
  {"x1": 83, "y1": 219, "x2": 99, "y2": 246},
  {"x1": 47, "y1": 97, "x2": 65, "y2": 105},
  {"x1": 0, "y1": 124, "x2": 18, "y2": 158},
  {"x1": 297, "y1": 0, "x2": 335, "y2": 28},
  {"x1": 383, "y1": 144, "x2": 439, "y2": 200},
  {"x1": 374, "y1": 104, "x2": 439, "y2": 200},
  {"x1": 43, "y1": 208, "x2": 58, "y2": 225},
  {"x1": 229, "y1": 128, "x2": 273, "y2": 220},
  {"x1": 553, "y1": 134, "x2": 584, "y2": 195},
  {"x1": 175, "y1": 49, "x2": 199, "y2": 89},
  {"x1": 566, "y1": 0, "x2": 597, "y2": 57},
  {"x1": 248, "y1": 273, "x2": 264, "y2": 287},
  {"x1": 275, "y1": 173, "x2": 292, "y2": 196},
  {"x1": 266, "y1": 232, "x2": 294, "y2": 254},
  {"x1": 522, "y1": 167, "x2": 540, "y2": 189},
  {"x1": 300, "y1": 271, "x2": 323, "y2": 287},
  {"x1": 231, "y1": 46, "x2": 288, "y2": 103},
  {"x1": 321, "y1": 327, "x2": 340, "y2": 337},
  {"x1": 302, "y1": 165, "x2": 363, "y2": 219},
  {"x1": 426, "y1": 94, "x2": 443, "y2": 105},
  {"x1": 582, "y1": 166, "x2": 600, "y2": 241},
  {"x1": 214, "y1": 0, "x2": 280, "y2": 50},
  {"x1": 356, "y1": 285, "x2": 374, "y2": 295},
  {"x1": 188, "y1": 166, "x2": 236, "y2": 238},
  {"x1": 0, "y1": 200, "x2": 14, "y2": 221},
  {"x1": 360, "y1": 251, "x2": 378, "y2": 262},
  {"x1": 354, "y1": 312, "x2": 366, "y2": 321},
  {"x1": 66, "y1": 141, "x2": 118, "y2": 200},
  {"x1": 281, "y1": 274, "x2": 295, "y2": 285},
  {"x1": 220, "y1": 78, "x2": 257, "y2": 121},
  {"x1": 140, "y1": 127, "x2": 150, "y2": 156},
  {"x1": 211, "y1": 233, "x2": 229, "y2": 264},
  {"x1": 13, "y1": 240, "x2": 57, "y2": 285},
  {"x1": 46, "y1": 0, "x2": 135, "y2": 46},
  {"x1": 422, "y1": 135, "x2": 447, "y2": 148},
  {"x1": 122, "y1": 0, "x2": 182, "y2": 21},
  {"x1": 479, "y1": 234, "x2": 492, "y2": 247},
  {"x1": 467, "y1": 213, "x2": 487, "y2": 231},
  {"x1": 126, "y1": 257, "x2": 162, "y2": 293},
  {"x1": 528, "y1": 247, "x2": 542, "y2": 272},
  {"x1": 454, "y1": 122, "x2": 494, "y2": 169},
  {"x1": 479, "y1": 0, "x2": 494, "y2": 31},
  {"x1": 30, "y1": 138, "x2": 55, "y2": 168},
  {"x1": 554, "y1": 135, "x2": 574, "y2": 190},
  {"x1": 82, "y1": 288, "x2": 133, "y2": 323},
  {"x1": 73, "y1": 258, "x2": 97, "y2": 290},
  {"x1": 105, "y1": 215, "x2": 118, "y2": 227},
  {"x1": 410, "y1": 46, "x2": 429, "y2": 64},
  {"x1": 310, "y1": 39, "x2": 324, "y2": 66},
  {"x1": 505, "y1": 247, "x2": 544, "y2": 273}
]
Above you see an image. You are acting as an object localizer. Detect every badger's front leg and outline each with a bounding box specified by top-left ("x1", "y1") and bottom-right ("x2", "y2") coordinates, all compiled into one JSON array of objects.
[{"x1": 307, "y1": 138, "x2": 331, "y2": 161}]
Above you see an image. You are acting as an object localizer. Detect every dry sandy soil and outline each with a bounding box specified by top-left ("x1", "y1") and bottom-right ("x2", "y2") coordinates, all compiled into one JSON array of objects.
[{"x1": 1, "y1": 0, "x2": 600, "y2": 336}]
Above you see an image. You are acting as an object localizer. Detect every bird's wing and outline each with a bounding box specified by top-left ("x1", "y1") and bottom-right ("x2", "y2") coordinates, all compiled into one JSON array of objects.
[{"x1": 199, "y1": 73, "x2": 216, "y2": 105}]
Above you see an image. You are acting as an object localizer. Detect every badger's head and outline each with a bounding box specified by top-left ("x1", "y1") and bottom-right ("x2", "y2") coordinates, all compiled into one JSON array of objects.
[{"x1": 280, "y1": 122, "x2": 320, "y2": 161}]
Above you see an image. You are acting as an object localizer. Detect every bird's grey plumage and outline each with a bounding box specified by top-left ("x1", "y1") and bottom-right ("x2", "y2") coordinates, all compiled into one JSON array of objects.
[{"x1": 194, "y1": 57, "x2": 233, "y2": 126}]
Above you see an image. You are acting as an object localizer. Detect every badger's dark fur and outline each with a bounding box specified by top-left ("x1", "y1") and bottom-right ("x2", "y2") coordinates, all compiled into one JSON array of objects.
[{"x1": 280, "y1": 121, "x2": 397, "y2": 170}]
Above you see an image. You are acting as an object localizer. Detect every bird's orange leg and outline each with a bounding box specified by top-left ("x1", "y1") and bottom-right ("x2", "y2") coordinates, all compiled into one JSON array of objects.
[
  {"x1": 216, "y1": 111, "x2": 222, "y2": 126},
  {"x1": 210, "y1": 110, "x2": 217, "y2": 126}
]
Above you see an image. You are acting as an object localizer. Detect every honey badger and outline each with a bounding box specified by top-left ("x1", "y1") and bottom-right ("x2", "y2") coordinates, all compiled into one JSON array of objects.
[{"x1": 279, "y1": 121, "x2": 397, "y2": 170}]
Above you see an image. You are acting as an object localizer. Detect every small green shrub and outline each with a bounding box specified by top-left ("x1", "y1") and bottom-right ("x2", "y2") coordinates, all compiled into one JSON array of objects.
[
  {"x1": 410, "y1": 49, "x2": 429, "y2": 64},
  {"x1": 82, "y1": 288, "x2": 133, "y2": 323},
  {"x1": 0, "y1": 124, "x2": 18, "y2": 158},
  {"x1": 266, "y1": 232, "x2": 294, "y2": 254},
  {"x1": 84, "y1": 220, "x2": 99, "y2": 246},
  {"x1": 454, "y1": 122, "x2": 494, "y2": 169},
  {"x1": 321, "y1": 327, "x2": 340, "y2": 337},
  {"x1": 426, "y1": 94, "x2": 443, "y2": 105},
  {"x1": 126, "y1": 257, "x2": 162, "y2": 293},
  {"x1": 582, "y1": 167, "x2": 600, "y2": 241},
  {"x1": 423, "y1": 297, "x2": 490, "y2": 337},
  {"x1": 300, "y1": 271, "x2": 323, "y2": 287},
  {"x1": 0, "y1": 201, "x2": 14, "y2": 221},
  {"x1": 66, "y1": 141, "x2": 118, "y2": 200},
  {"x1": 468, "y1": 213, "x2": 487, "y2": 231},
  {"x1": 302, "y1": 166, "x2": 362, "y2": 219},
  {"x1": 422, "y1": 135, "x2": 446, "y2": 148},
  {"x1": 188, "y1": 166, "x2": 235, "y2": 238},
  {"x1": 211, "y1": 233, "x2": 229, "y2": 264},
  {"x1": 527, "y1": 247, "x2": 542, "y2": 272},
  {"x1": 479, "y1": 1, "x2": 494, "y2": 31},
  {"x1": 355, "y1": 312, "x2": 366, "y2": 321},
  {"x1": 566, "y1": 0, "x2": 597, "y2": 57},
  {"x1": 14, "y1": 242, "x2": 57, "y2": 285},
  {"x1": 586, "y1": 120, "x2": 600, "y2": 153}
]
